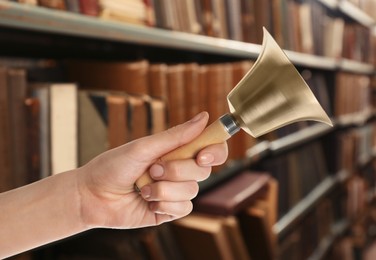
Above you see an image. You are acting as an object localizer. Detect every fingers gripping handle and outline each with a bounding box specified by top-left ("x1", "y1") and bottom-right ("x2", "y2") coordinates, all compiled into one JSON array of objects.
[{"x1": 134, "y1": 114, "x2": 240, "y2": 192}]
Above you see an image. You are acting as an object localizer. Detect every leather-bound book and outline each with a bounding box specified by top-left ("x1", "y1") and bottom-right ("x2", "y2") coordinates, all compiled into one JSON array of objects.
[
  {"x1": 0, "y1": 67, "x2": 12, "y2": 192},
  {"x1": 205, "y1": 64, "x2": 226, "y2": 124},
  {"x1": 194, "y1": 171, "x2": 270, "y2": 216},
  {"x1": 172, "y1": 213, "x2": 238, "y2": 260},
  {"x1": 183, "y1": 63, "x2": 201, "y2": 119},
  {"x1": 107, "y1": 93, "x2": 128, "y2": 149},
  {"x1": 197, "y1": 65, "x2": 208, "y2": 113},
  {"x1": 24, "y1": 97, "x2": 41, "y2": 183},
  {"x1": 7, "y1": 69, "x2": 28, "y2": 188},
  {"x1": 238, "y1": 202, "x2": 275, "y2": 260},
  {"x1": 128, "y1": 95, "x2": 149, "y2": 141},
  {"x1": 241, "y1": 0, "x2": 257, "y2": 43},
  {"x1": 147, "y1": 97, "x2": 167, "y2": 134},
  {"x1": 166, "y1": 64, "x2": 186, "y2": 126},
  {"x1": 148, "y1": 63, "x2": 168, "y2": 101}
]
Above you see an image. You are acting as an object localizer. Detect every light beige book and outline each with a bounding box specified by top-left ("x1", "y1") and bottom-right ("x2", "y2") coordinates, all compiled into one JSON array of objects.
[{"x1": 50, "y1": 84, "x2": 78, "y2": 175}]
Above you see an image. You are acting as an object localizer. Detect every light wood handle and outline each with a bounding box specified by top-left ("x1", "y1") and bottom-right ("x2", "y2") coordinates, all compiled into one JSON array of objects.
[{"x1": 135, "y1": 117, "x2": 234, "y2": 191}]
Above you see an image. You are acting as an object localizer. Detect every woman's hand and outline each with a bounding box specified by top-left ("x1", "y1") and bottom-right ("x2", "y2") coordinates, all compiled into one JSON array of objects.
[{"x1": 77, "y1": 112, "x2": 228, "y2": 229}]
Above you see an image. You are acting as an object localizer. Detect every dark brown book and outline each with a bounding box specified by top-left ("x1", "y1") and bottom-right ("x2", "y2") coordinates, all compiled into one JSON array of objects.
[
  {"x1": 346, "y1": 175, "x2": 367, "y2": 219},
  {"x1": 140, "y1": 228, "x2": 168, "y2": 260},
  {"x1": 315, "y1": 198, "x2": 333, "y2": 243},
  {"x1": 107, "y1": 93, "x2": 128, "y2": 149},
  {"x1": 277, "y1": 228, "x2": 302, "y2": 260},
  {"x1": 7, "y1": 69, "x2": 28, "y2": 188},
  {"x1": 183, "y1": 63, "x2": 201, "y2": 119},
  {"x1": 330, "y1": 237, "x2": 354, "y2": 260},
  {"x1": 166, "y1": 64, "x2": 186, "y2": 126},
  {"x1": 148, "y1": 63, "x2": 168, "y2": 101},
  {"x1": 172, "y1": 213, "x2": 239, "y2": 260},
  {"x1": 24, "y1": 98, "x2": 41, "y2": 183},
  {"x1": 197, "y1": 65, "x2": 209, "y2": 113},
  {"x1": 241, "y1": 0, "x2": 257, "y2": 43},
  {"x1": 238, "y1": 203, "x2": 275, "y2": 260},
  {"x1": 0, "y1": 67, "x2": 12, "y2": 192},
  {"x1": 205, "y1": 64, "x2": 227, "y2": 124},
  {"x1": 253, "y1": 0, "x2": 272, "y2": 44},
  {"x1": 147, "y1": 97, "x2": 167, "y2": 134},
  {"x1": 194, "y1": 171, "x2": 270, "y2": 216},
  {"x1": 287, "y1": 152, "x2": 302, "y2": 207},
  {"x1": 128, "y1": 95, "x2": 149, "y2": 141},
  {"x1": 156, "y1": 224, "x2": 184, "y2": 260},
  {"x1": 222, "y1": 216, "x2": 251, "y2": 260}
]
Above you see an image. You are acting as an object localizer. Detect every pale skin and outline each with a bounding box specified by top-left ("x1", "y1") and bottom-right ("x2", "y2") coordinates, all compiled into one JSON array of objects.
[{"x1": 0, "y1": 112, "x2": 228, "y2": 259}]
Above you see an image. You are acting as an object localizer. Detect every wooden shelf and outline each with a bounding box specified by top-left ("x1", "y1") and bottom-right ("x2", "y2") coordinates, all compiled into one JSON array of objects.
[
  {"x1": 334, "y1": 108, "x2": 376, "y2": 127},
  {"x1": 318, "y1": 0, "x2": 376, "y2": 28},
  {"x1": 0, "y1": 0, "x2": 373, "y2": 74},
  {"x1": 338, "y1": 0, "x2": 376, "y2": 28},
  {"x1": 246, "y1": 123, "x2": 334, "y2": 162}
]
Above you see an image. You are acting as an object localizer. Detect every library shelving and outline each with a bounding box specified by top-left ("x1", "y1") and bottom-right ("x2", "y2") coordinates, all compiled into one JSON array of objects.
[{"x1": 0, "y1": 0, "x2": 376, "y2": 259}]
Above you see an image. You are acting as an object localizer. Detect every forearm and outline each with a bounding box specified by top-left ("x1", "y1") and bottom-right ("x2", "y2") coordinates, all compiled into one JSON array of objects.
[{"x1": 0, "y1": 169, "x2": 87, "y2": 258}]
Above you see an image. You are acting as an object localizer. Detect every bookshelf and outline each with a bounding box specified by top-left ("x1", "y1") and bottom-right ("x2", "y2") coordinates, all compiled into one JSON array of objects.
[
  {"x1": 0, "y1": 0, "x2": 371, "y2": 71},
  {"x1": 0, "y1": 0, "x2": 376, "y2": 259}
]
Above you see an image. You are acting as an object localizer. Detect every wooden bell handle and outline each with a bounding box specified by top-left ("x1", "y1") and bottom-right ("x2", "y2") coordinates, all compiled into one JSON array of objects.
[{"x1": 134, "y1": 115, "x2": 238, "y2": 192}]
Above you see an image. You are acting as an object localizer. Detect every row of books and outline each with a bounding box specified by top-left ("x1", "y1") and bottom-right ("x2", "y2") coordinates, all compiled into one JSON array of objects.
[
  {"x1": 278, "y1": 171, "x2": 374, "y2": 259},
  {"x1": 0, "y1": 63, "x2": 168, "y2": 192},
  {"x1": 332, "y1": 123, "x2": 376, "y2": 174},
  {"x1": 334, "y1": 72, "x2": 372, "y2": 118},
  {"x1": 10, "y1": 0, "x2": 376, "y2": 64},
  {"x1": 0, "y1": 57, "x2": 262, "y2": 192},
  {"x1": 255, "y1": 141, "x2": 329, "y2": 217},
  {"x1": 64, "y1": 58, "x2": 260, "y2": 162},
  {"x1": 279, "y1": 184, "x2": 347, "y2": 259}
]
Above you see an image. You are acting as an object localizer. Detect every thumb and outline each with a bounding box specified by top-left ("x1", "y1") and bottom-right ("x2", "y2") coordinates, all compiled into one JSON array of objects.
[{"x1": 135, "y1": 112, "x2": 209, "y2": 160}]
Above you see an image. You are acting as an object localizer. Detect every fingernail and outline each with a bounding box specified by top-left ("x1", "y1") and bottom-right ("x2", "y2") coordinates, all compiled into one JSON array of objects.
[
  {"x1": 190, "y1": 112, "x2": 205, "y2": 123},
  {"x1": 141, "y1": 186, "x2": 151, "y2": 199},
  {"x1": 150, "y1": 164, "x2": 164, "y2": 178},
  {"x1": 198, "y1": 153, "x2": 215, "y2": 165}
]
